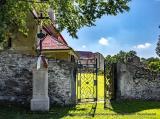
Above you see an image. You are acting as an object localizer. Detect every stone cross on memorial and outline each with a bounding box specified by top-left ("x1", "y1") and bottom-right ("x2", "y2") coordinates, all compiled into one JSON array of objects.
[{"x1": 31, "y1": 18, "x2": 49, "y2": 111}]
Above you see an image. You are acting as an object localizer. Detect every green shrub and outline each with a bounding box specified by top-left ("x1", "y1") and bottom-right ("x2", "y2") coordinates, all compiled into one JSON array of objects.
[{"x1": 148, "y1": 61, "x2": 160, "y2": 72}]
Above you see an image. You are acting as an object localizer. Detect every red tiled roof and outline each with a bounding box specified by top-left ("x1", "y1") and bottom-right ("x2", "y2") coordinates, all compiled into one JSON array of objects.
[
  {"x1": 37, "y1": 35, "x2": 70, "y2": 50},
  {"x1": 43, "y1": 24, "x2": 68, "y2": 46},
  {"x1": 76, "y1": 51, "x2": 95, "y2": 59},
  {"x1": 58, "y1": 34, "x2": 68, "y2": 45}
]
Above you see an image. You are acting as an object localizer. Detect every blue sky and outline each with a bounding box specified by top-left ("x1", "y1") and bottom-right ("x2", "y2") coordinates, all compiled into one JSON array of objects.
[{"x1": 62, "y1": 0, "x2": 160, "y2": 58}]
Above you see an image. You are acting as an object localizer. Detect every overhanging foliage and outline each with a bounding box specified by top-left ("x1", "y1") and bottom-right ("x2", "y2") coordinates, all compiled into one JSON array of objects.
[{"x1": 0, "y1": 0, "x2": 130, "y2": 44}]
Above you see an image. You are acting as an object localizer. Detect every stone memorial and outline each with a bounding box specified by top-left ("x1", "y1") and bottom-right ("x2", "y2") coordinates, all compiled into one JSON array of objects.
[{"x1": 31, "y1": 56, "x2": 49, "y2": 111}]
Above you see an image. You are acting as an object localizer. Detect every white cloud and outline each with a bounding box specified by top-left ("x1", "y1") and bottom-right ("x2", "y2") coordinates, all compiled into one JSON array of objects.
[
  {"x1": 82, "y1": 45, "x2": 86, "y2": 48},
  {"x1": 134, "y1": 43, "x2": 151, "y2": 49},
  {"x1": 98, "y1": 37, "x2": 109, "y2": 46}
]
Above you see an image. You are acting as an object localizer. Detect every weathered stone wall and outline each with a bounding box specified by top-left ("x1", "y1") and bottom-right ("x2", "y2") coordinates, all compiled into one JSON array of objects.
[
  {"x1": 48, "y1": 60, "x2": 76, "y2": 105},
  {"x1": 0, "y1": 50, "x2": 76, "y2": 106},
  {"x1": 116, "y1": 62, "x2": 160, "y2": 100}
]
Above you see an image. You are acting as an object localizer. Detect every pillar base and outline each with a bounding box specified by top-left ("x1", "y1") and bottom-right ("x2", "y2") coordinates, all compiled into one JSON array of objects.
[{"x1": 31, "y1": 97, "x2": 49, "y2": 111}]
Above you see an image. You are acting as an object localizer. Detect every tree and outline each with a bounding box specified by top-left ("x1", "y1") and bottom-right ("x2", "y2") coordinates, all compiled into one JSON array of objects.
[
  {"x1": 105, "y1": 50, "x2": 137, "y2": 64},
  {"x1": 0, "y1": 0, "x2": 130, "y2": 43},
  {"x1": 105, "y1": 50, "x2": 137, "y2": 79},
  {"x1": 146, "y1": 57, "x2": 159, "y2": 63},
  {"x1": 127, "y1": 50, "x2": 137, "y2": 57},
  {"x1": 148, "y1": 61, "x2": 160, "y2": 72},
  {"x1": 141, "y1": 57, "x2": 146, "y2": 62},
  {"x1": 112, "y1": 50, "x2": 137, "y2": 63},
  {"x1": 156, "y1": 36, "x2": 160, "y2": 57}
]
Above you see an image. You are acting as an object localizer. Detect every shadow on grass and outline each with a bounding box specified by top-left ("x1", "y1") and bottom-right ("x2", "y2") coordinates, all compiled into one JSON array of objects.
[
  {"x1": 89, "y1": 102, "x2": 97, "y2": 117},
  {"x1": 67, "y1": 102, "x2": 97, "y2": 117},
  {"x1": 0, "y1": 102, "x2": 97, "y2": 119},
  {"x1": 110, "y1": 100, "x2": 160, "y2": 114},
  {"x1": 0, "y1": 103, "x2": 78, "y2": 119}
]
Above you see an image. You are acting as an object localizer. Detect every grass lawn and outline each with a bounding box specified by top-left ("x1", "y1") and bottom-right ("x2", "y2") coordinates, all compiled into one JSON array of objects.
[
  {"x1": 1, "y1": 100, "x2": 160, "y2": 119},
  {"x1": 1, "y1": 74, "x2": 160, "y2": 119},
  {"x1": 97, "y1": 75, "x2": 104, "y2": 100}
]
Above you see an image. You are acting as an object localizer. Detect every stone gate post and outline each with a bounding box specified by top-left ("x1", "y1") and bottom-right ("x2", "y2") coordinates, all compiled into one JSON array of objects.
[{"x1": 31, "y1": 56, "x2": 49, "y2": 111}]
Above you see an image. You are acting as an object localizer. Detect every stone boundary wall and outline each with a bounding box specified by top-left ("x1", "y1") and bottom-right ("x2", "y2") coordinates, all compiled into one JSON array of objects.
[
  {"x1": 116, "y1": 63, "x2": 160, "y2": 100},
  {"x1": 0, "y1": 51, "x2": 76, "y2": 106}
]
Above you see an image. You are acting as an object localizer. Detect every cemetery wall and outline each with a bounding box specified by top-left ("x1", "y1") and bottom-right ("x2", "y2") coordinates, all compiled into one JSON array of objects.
[
  {"x1": 116, "y1": 62, "x2": 160, "y2": 100},
  {"x1": 0, "y1": 50, "x2": 76, "y2": 106}
]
